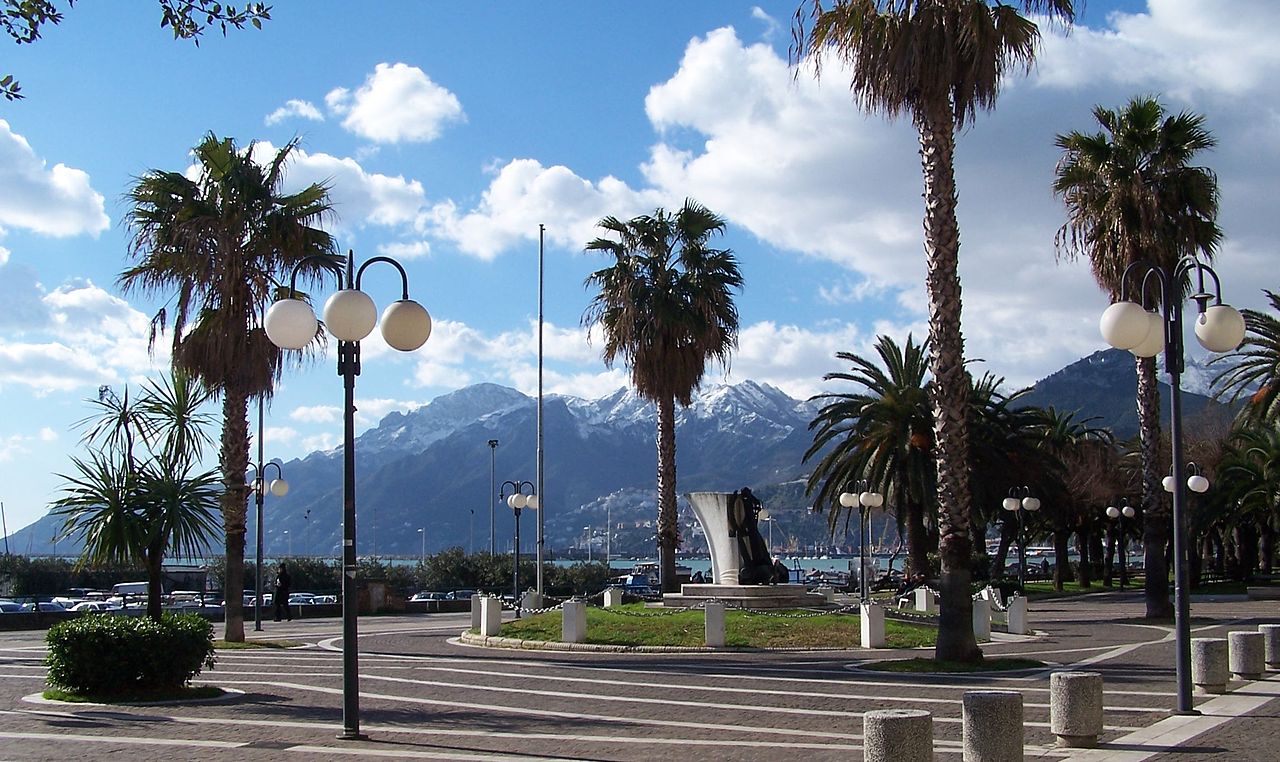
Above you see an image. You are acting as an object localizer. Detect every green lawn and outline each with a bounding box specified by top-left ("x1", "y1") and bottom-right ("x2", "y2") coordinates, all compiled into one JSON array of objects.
[
  {"x1": 493, "y1": 604, "x2": 936, "y2": 649},
  {"x1": 42, "y1": 685, "x2": 225, "y2": 704}
]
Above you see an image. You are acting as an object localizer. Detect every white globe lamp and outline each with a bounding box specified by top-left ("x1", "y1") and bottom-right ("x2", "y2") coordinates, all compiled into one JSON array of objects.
[
  {"x1": 380, "y1": 299, "x2": 432, "y2": 351},
  {"x1": 264, "y1": 298, "x2": 318, "y2": 350},
  {"x1": 1100, "y1": 301, "x2": 1152, "y2": 350},
  {"x1": 269, "y1": 478, "x2": 290, "y2": 498},
  {"x1": 323, "y1": 289, "x2": 377, "y2": 342},
  {"x1": 1195, "y1": 304, "x2": 1246, "y2": 353},
  {"x1": 1129, "y1": 311, "x2": 1165, "y2": 358}
]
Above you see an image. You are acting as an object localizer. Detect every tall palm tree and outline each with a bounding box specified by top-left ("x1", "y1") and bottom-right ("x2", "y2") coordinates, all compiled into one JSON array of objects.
[
  {"x1": 1054, "y1": 96, "x2": 1221, "y2": 618},
  {"x1": 794, "y1": 0, "x2": 1074, "y2": 661},
  {"x1": 122, "y1": 133, "x2": 340, "y2": 640},
  {"x1": 53, "y1": 374, "x2": 222, "y2": 620},
  {"x1": 1214, "y1": 290, "x2": 1280, "y2": 424},
  {"x1": 805, "y1": 335, "x2": 935, "y2": 577},
  {"x1": 583, "y1": 199, "x2": 743, "y2": 593}
]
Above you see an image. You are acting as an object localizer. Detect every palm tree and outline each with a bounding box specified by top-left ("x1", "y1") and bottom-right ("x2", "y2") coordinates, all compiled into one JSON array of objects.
[
  {"x1": 122, "y1": 133, "x2": 340, "y2": 640},
  {"x1": 53, "y1": 374, "x2": 221, "y2": 620},
  {"x1": 1054, "y1": 96, "x2": 1221, "y2": 618},
  {"x1": 794, "y1": 0, "x2": 1075, "y2": 661},
  {"x1": 805, "y1": 335, "x2": 935, "y2": 577},
  {"x1": 583, "y1": 199, "x2": 743, "y2": 592},
  {"x1": 1215, "y1": 290, "x2": 1280, "y2": 424}
]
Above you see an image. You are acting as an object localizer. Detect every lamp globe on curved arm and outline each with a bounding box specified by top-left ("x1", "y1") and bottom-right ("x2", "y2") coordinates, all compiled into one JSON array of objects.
[
  {"x1": 323, "y1": 289, "x2": 378, "y2": 342},
  {"x1": 264, "y1": 298, "x2": 318, "y2": 350},
  {"x1": 1195, "y1": 304, "x2": 1245, "y2": 353},
  {"x1": 1100, "y1": 300, "x2": 1153, "y2": 350}
]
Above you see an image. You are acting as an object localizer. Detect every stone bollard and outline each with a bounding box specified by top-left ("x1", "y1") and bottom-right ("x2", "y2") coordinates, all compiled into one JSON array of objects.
[
  {"x1": 479, "y1": 595, "x2": 502, "y2": 637},
  {"x1": 861, "y1": 602, "x2": 886, "y2": 648},
  {"x1": 1258, "y1": 624, "x2": 1280, "y2": 670},
  {"x1": 973, "y1": 596, "x2": 992, "y2": 641},
  {"x1": 914, "y1": 587, "x2": 937, "y2": 613},
  {"x1": 603, "y1": 587, "x2": 623, "y2": 608},
  {"x1": 521, "y1": 590, "x2": 541, "y2": 612},
  {"x1": 1229, "y1": 631, "x2": 1265, "y2": 680},
  {"x1": 704, "y1": 600, "x2": 726, "y2": 648},
  {"x1": 562, "y1": 599, "x2": 587, "y2": 644},
  {"x1": 1007, "y1": 595, "x2": 1029, "y2": 635},
  {"x1": 864, "y1": 709, "x2": 932, "y2": 762},
  {"x1": 963, "y1": 690, "x2": 1024, "y2": 761},
  {"x1": 1050, "y1": 671, "x2": 1103, "y2": 748},
  {"x1": 817, "y1": 586, "x2": 837, "y2": 603},
  {"x1": 470, "y1": 593, "x2": 483, "y2": 632},
  {"x1": 1192, "y1": 637, "x2": 1230, "y2": 694}
]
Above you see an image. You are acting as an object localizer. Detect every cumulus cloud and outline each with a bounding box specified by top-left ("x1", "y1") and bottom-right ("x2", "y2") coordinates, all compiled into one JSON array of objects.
[
  {"x1": 425, "y1": 158, "x2": 664, "y2": 260},
  {"x1": 264, "y1": 98, "x2": 324, "y2": 126},
  {"x1": 326, "y1": 63, "x2": 464, "y2": 143},
  {"x1": 0, "y1": 120, "x2": 109, "y2": 237},
  {"x1": 290, "y1": 405, "x2": 340, "y2": 424}
]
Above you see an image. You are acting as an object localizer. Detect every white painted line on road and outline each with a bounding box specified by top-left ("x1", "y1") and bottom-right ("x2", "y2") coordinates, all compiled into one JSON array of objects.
[{"x1": 0, "y1": 730, "x2": 242, "y2": 749}]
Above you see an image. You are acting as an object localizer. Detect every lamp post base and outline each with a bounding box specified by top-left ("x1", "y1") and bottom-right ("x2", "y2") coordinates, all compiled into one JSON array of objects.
[{"x1": 337, "y1": 731, "x2": 370, "y2": 741}]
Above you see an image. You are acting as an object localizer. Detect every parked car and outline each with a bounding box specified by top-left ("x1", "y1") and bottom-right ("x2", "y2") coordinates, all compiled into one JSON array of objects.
[
  {"x1": 0, "y1": 600, "x2": 21, "y2": 613},
  {"x1": 70, "y1": 601, "x2": 119, "y2": 612},
  {"x1": 445, "y1": 589, "x2": 478, "y2": 600},
  {"x1": 20, "y1": 601, "x2": 66, "y2": 612},
  {"x1": 409, "y1": 591, "x2": 447, "y2": 602},
  {"x1": 312, "y1": 595, "x2": 338, "y2": 604},
  {"x1": 288, "y1": 593, "x2": 316, "y2": 605}
]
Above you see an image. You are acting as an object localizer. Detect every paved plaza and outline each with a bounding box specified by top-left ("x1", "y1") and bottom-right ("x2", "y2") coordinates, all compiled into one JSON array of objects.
[{"x1": 0, "y1": 591, "x2": 1276, "y2": 760}]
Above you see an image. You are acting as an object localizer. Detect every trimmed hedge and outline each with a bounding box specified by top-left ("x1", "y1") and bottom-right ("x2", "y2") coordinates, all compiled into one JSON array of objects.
[{"x1": 45, "y1": 613, "x2": 216, "y2": 696}]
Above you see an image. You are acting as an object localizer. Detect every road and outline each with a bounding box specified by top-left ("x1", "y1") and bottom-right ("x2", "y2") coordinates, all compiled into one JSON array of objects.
[{"x1": 0, "y1": 591, "x2": 1276, "y2": 760}]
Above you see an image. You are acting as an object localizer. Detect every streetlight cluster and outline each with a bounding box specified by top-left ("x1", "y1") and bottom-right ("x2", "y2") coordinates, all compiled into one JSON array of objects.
[
  {"x1": 1105, "y1": 499, "x2": 1136, "y2": 589},
  {"x1": 1002, "y1": 486, "x2": 1040, "y2": 589},
  {"x1": 499, "y1": 480, "x2": 537, "y2": 618},
  {"x1": 839, "y1": 481, "x2": 883, "y2": 601},
  {"x1": 265, "y1": 251, "x2": 431, "y2": 741},
  {"x1": 1099, "y1": 257, "x2": 1243, "y2": 716}
]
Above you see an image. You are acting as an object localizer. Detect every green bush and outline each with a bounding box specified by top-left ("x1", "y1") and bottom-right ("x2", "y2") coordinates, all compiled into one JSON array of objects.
[{"x1": 45, "y1": 613, "x2": 215, "y2": 696}]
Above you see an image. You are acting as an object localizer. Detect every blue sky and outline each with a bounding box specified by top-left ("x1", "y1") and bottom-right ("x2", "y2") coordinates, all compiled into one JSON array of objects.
[{"x1": 1, "y1": 1, "x2": 1276, "y2": 535}]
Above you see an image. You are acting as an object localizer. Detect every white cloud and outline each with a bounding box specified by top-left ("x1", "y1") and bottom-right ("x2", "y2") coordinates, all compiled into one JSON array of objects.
[
  {"x1": 264, "y1": 98, "x2": 324, "y2": 126},
  {"x1": 245, "y1": 142, "x2": 427, "y2": 230},
  {"x1": 263, "y1": 426, "x2": 299, "y2": 445},
  {"x1": 326, "y1": 63, "x2": 464, "y2": 143},
  {"x1": 425, "y1": 158, "x2": 664, "y2": 260},
  {"x1": 290, "y1": 405, "x2": 340, "y2": 424},
  {"x1": 38, "y1": 427, "x2": 57, "y2": 442},
  {"x1": 376, "y1": 240, "x2": 431, "y2": 259},
  {"x1": 0, "y1": 120, "x2": 109, "y2": 237}
]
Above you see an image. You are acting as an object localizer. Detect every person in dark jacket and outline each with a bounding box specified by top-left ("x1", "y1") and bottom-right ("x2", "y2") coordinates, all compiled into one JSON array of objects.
[{"x1": 274, "y1": 562, "x2": 292, "y2": 622}]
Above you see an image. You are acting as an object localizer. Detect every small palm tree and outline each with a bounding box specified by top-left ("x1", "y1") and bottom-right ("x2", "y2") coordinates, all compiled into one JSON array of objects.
[
  {"x1": 795, "y1": 0, "x2": 1075, "y2": 662},
  {"x1": 583, "y1": 199, "x2": 743, "y2": 592},
  {"x1": 805, "y1": 335, "x2": 935, "y2": 577},
  {"x1": 1215, "y1": 290, "x2": 1280, "y2": 424},
  {"x1": 1054, "y1": 96, "x2": 1221, "y2": 618},
  {"x1": 53, "y1": 374, "x2": 221, "y2": 620},
  {"x1": 122, "y1": 133, "x2": 340, "y2": 640}
]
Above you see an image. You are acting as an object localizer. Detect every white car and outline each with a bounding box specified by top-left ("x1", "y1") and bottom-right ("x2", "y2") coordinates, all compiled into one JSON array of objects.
[{"x1": 70, "y1": 601, "x2": 118, "y2": 612}]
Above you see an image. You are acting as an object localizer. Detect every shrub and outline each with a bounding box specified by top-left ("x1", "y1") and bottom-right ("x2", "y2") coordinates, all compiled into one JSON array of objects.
[{"x1": 45, "y1": 613, "x2": 216, "y2": 696}]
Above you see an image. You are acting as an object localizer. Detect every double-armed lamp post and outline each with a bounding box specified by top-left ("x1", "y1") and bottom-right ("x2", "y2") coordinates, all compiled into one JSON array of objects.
[
  {"x1": 248, "y1": 397, "x2": 289, "y2": 633},
  {"x1": 265, "y1": 250, "x2": 432, "y2": 741},
  {"x1": 499, "y1": 479, "x2": 537, "y2": 618},
  {"x1": 1002, "y1": 487, "x2": 1040, "y2": 590},
  {"x1": 1104, "y1": 499, "x2": 1136, "y2": 589},
  {"x1": 1099, "y1": 257, "x2": 1244, "y2": 715},
  {"x1": 839, "y1": 480, "x2": 883, "y2": 602}
]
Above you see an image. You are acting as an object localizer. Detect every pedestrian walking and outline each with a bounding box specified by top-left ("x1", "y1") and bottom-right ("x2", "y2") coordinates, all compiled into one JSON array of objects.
[{"x1": 274, "y1": 562, "x2": 292, "y2": 622}]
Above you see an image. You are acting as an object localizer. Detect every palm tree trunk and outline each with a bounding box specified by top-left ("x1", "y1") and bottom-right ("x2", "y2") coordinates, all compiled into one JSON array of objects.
[
  {"x1": 220, "y1": 387, "x2": 251, "y2": 641},
  {"x1": 655, "y1": 394, "x2": 679, "y2": 593},
  {"x1": 146, "y1": 547, "x2": 164, "y2": 621},
  {"x1": 1136, "y1": 356, "x2": 1172, "y2": 618},
  {"x1": 906, "y1": 499, "x2": 930, "y2": 577},
  {"x1": 918, "y1": 103, "x2": 979, "y2": 663}
]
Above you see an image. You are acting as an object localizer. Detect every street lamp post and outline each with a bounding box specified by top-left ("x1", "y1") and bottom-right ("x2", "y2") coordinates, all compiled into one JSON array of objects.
[
  {"x1": 1099, "y1": 257, "x2": 1244, "y2": 715},
  {"x1": 499, "y1": 479, "x2": 536, "y2": 618},
  {"x1": 839, "y1": 480, "x2": 884, "y2": 602},
  {"x1": 417, "y1": 527, "x2": 425, "y2": 566},
  {"x1": 247, "y1": 395, "x2": 289, "y2": 633},
  {"x1": 487, "y1": 439, "x2": 499, "y2": 554},
  {"x1": 284, "y1": 530, "x2": 291, "y2": 557},
  {"x1": 265, "y1": 249, "x2": 432, "y2": 741},
  {"x1": 1105, "y1": 499, "x2": 1137, "y2": 589},
  {"x1": 1002, "y1": 487, "x2": 1041, "y2": 590}
]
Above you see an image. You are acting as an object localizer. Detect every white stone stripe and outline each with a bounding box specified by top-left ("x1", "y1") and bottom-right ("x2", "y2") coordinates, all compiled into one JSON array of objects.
[{"x1": 0, "y1": 731, "x2": 241, "y2": 749}]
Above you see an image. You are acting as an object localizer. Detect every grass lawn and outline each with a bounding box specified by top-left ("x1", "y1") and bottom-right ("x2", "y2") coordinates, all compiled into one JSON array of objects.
[
  {"x1": 215, "y1": 639, "x2": 305, "y2": 650},
  {"x1": 493, "y1": 604, "x2": 936, "y2": 649},
  {"x1": 42, "y1": 685, "x2": 225, "y2": 704}
]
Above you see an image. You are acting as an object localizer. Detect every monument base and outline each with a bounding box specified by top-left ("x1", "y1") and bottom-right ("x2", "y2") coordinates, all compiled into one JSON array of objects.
[{"x1": 660, "y1": 583, "x2": 832, "y2": 610}]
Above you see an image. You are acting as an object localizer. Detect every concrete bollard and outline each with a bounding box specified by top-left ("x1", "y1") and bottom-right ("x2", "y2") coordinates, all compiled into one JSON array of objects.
[
  {"x1": 704, "y1": 600, "x2": 726, "y2": 648},
  {"x1": 1050, "y1": 671, "x2": 1103, "y2": 748},
  {"x1": 1258, "y1": 624, "x2": 1280, "y2": 670},
  {"x1": 817, "y1": 586, "x2": 837, "y2": 603},
  {"x1": 973, "y1": 596, "x2": 992, "y2": 641},
  {"x1": 479, "y1": 595, "x2": 502, "y2": 637},
  {"x1": 603, "y1": 587, "x2": 623, "y2": 608},
  {"x1": 861, "y1": 602, "x2": 885, "y2": 648},
  {"x1": 470, "y1": 593, "x2": 483, "y2": 632},
  {"x1": 864, "y1": 709, "x2": 932, "y2": 762},
  {"x1": 963, "y1": 690, "x2": 1024, "y2": 761},
  {"x1": 562, "y1": 599, "x2": 587, "y2": 644},
  {"x1": 914, "y1": 587, "x2": 937, "y2": 613},
  {"x1": 1229, "y1": 631, "x2": 1265, "y2": 680},
  {"x1": 1007, "y1": 595, "x2": 1029, "y2": 635},
  {"x1": 1192, "y1": 638, "x2": 1230, "y2": 694},
  {"x1": 521, "y1": 590, "x2": 541, "y2": 612}
]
